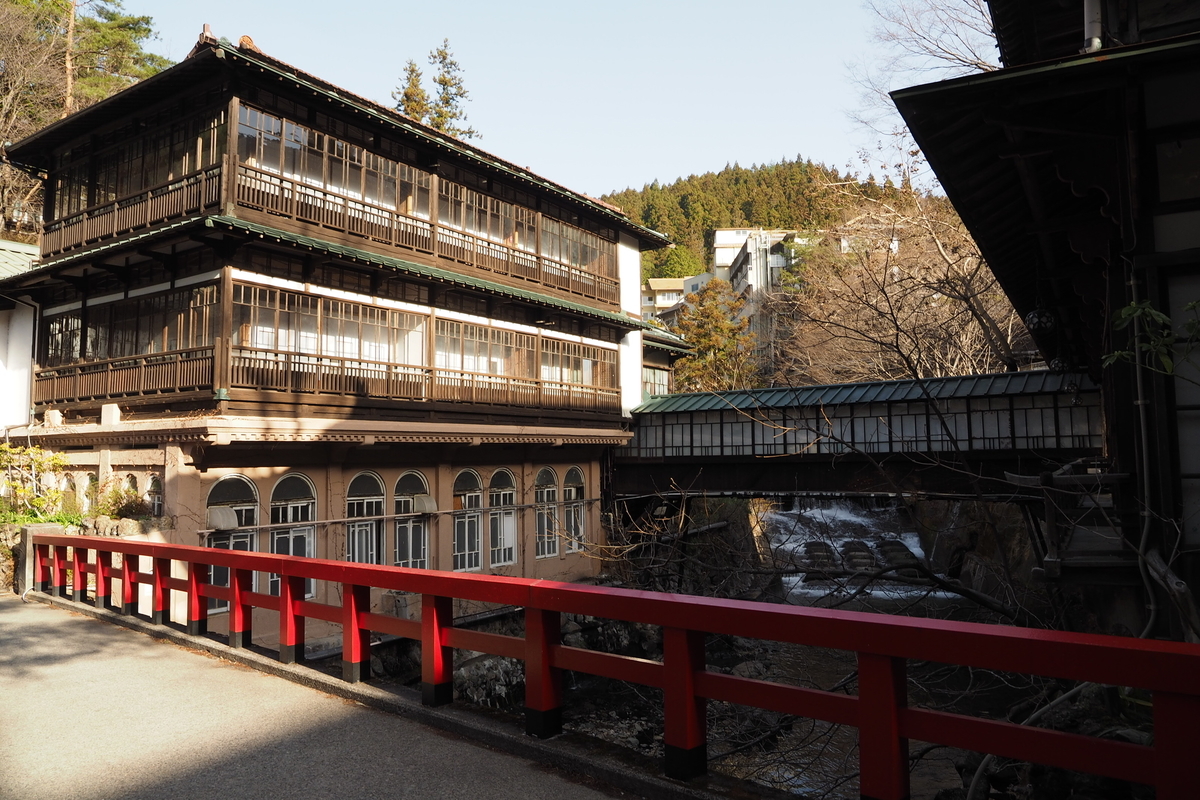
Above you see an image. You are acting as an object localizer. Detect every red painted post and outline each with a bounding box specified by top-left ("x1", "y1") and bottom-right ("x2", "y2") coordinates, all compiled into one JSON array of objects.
[
  {"x1": 95, "y1": 550, "x2": 113, "y2": 610},
  {"x1": 341, "y1": 583, "x2": 371, "y2": 682},
  {"x1": 50, "y1": 545, "x2": 68, "y2": 597},
  {"x1": 71, "y1": 545, "x2": 87, "y2": 602},
  {"x1": 151, "y1": 557, "x2": 171, "y2": 625},
  {"x1": 227, "y1": 567, "x2": 253, "y2": 648},
  {"x1": 421, "y1": 594, "x2": 453, "y2": 706},
  {"x1": 119, "y1": 553, "x2": 137, "y2": 615},
  {"x1": 187, "y1": 562, "x2": 208, "y2": 636},
  {"x1": 34, "y1": 543, "x2": 50, "y2": 592},
  {"x1": 663, "y1": 627, "x2": 707, "y2": 780},
  {"x1": 858, "y1": 653, "x2": 909, "y2": 800},
  {"x1": 278, "y1": 575, "x2": 306, "y2": 664},
  {"x1": 524, "y1": 608, "x2": 563, "y2": 738},
  {"x1": 1153, "y1": 690, "x2": 1200, "y2": 798}
]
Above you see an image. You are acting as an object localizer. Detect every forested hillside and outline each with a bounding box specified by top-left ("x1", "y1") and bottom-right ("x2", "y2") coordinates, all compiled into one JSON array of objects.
[{"x1": 601, "y1": 158, "x2": 883, "y2": 278}]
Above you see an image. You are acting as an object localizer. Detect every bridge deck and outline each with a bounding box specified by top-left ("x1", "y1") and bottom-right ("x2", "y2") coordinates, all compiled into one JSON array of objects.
[{"x1": 0, "y1": 595, "x2": 615, "y2": 800}]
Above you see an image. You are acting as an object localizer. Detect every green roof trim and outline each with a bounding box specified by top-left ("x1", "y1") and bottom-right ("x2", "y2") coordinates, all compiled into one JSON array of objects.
[
  {"x1": 205, "y1": 216, "x2": 652, "y2": 330},
  {"x1": 633, "y1": 371, "x2": 1096, "y2": 414}
]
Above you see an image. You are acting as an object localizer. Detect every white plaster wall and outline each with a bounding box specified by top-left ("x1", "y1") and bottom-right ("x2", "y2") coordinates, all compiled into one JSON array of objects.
[
  {"x1": 0, "y1": 301, "x2": 34, "y2": 428},
  {"x1": 617, "y1": 232, "x2": 644, "y2": 416}
]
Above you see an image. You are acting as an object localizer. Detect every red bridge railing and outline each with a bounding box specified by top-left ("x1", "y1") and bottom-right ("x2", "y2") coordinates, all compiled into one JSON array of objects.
[{"x1": 31, "y1": 533, "x2": 1200, "y2": 799}]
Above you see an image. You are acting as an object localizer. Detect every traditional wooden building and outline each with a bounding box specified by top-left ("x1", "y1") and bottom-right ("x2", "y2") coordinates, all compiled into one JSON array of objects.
[
  {"x1": 0, "y1": 31, "x2": 670, "y2": 634},
  {"x1": 893, "y1": 1, "x2": 1200, "y2": 635}
]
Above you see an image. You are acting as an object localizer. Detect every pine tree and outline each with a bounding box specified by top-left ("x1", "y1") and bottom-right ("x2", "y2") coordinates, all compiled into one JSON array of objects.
[
  {"x1": 427, "y1": 38, "x2": 477, "y2": 139},
  {"x1": 391, "y1": 38, "x2": 478, "y2": 139},
  {"x1": 393, "y1": 59, "x2": 430, "y2": 123}
]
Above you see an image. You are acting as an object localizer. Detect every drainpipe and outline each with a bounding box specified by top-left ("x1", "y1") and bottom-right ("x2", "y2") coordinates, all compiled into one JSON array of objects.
[{"x1": 1083, "y1": 0, "x2": 1103, "y2": 53}]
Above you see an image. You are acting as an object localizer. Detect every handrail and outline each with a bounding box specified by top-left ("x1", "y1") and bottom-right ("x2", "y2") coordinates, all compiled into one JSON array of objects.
[{"x1": 30, "y1": 532, "x2": 1200, "y2": 797}]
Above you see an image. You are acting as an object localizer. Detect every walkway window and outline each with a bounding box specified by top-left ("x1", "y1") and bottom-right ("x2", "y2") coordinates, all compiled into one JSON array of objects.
[
  {"x1": 453, "y1": 470, "x2": 482, "y2": 571},
  {"x1": 395, "y1": 472, "x2": 431, "y2": 569},
  {"x1": 206, "y1": 475, "x2": 259, "y2": 612},
  {"x1": 488, "y1": 470, "x2": 516, "y2": 567},
  {"x1": 346, "y1": 472, "x2": 384, "y2": 564},
  {"x1": 563, "y1": 467, "x2": 585, "y2": 553},
  {"x1": 535, "y1": 468, "x2": 558, "y2": 559},
  {"x1": 269, "y1": 474, "x2": 315, "y2": 596}
]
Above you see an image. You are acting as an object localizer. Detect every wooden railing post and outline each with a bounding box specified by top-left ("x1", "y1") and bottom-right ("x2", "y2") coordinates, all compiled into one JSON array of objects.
[
  {"x1": 341, "y1": 583, "x2": 371, "y2": 682},
  {"x1": 51, "y1": 545, "x2": 69, "y2": 597},
  {"x1": 421, "y1": 594, "x2": 453, "y2": 706},
  {"x1": 71, "y1": 545, "x2": 87, "y2": 602},
  {"x1": 857, "y1": 653, "x2": 909, "y2": 800},
  {"x1": 228, "y1": 567, "x2": 253, "y2": 648},
  {"x1": 524, "y1": 607, "x2": 563, "y2": 738},
  {"x1": 1153, "y1": 690, "x2": 1200, "y2": 798},
  {"x1": 119, "y1": 553, "x2": 137, "y2": 615},
  {"x1": 663, "y1": 627, "x2": 707, "y2": 780},
  {"x1": 151, "y1": 557, "x2": 171, "y2": 625},
  {"x1": 279, "y1": 575, "x2": 306, "y2": 664},
  {"x1": 187, "y1": 562, "x2": 208, "y2": 636},
  {"x1": 95, "y1": 550, "x2": 113, "y2": 610},
  {"x1": 34, "y1": 543, "x2": 50, "y2": 592}
]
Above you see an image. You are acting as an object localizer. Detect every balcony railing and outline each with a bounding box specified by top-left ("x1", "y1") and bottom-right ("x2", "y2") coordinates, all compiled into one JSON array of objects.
[
  {"x1": 31, "y1": 532, "x2": 1200, "y2": 797},
  {"x1": 31, "y1": 345, "x2": 619, "y2": 414},
  {"x1": 229, "y1": 347, "x2": 620, "y2": 413},
  {"x1": 42, "y1": 167, "x2": 223, "y2": 257},
  {"x1": 234, "y1": 164, "x2": 619, "y2": 305},
  {"x1": 33, "y1": 347, "x2": 215, "y2": 404}
]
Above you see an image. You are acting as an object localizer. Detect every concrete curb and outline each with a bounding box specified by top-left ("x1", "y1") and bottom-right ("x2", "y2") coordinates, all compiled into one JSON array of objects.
[{"x1": 30, "y1": 592, "x2": 791, "y2": 800}]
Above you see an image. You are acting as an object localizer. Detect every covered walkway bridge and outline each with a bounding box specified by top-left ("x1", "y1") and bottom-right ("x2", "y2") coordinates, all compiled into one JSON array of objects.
[{"x1": 617, "y1": 371, "x2": 1103, "y2": 498}]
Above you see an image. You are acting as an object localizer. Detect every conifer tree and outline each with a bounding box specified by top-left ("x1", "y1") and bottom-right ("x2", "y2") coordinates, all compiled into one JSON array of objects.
[
  {"x1": 671, "y1": 279, "x2": 759, "y2": 392},
  {"x1": 392, "y1": 38, "x2": 477, "y2": 139},
  {"x1": 393, "y1": 59, "x2": 430, "y2": 123}
]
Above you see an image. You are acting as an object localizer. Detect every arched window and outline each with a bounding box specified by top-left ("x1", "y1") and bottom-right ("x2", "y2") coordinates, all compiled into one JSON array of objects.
[
  {"x1": 395, "y1": 472, "x2": 432, "y2": 569},
  {"x1": 452, "y1": 470, "x2": 482, "y2": 571},
  {"x1": 269, "y1": 474, "x2": 315, "y2": 596},
  {"x1": 488, "y1": 470, "x2": 516, "y2": 567},
  {"x1": 82, "y1": 472, "x2": 98, "y2": 513},
  {"x1": 534, "y1": 467, "x2": 558, "y2": 558},
  {"x1": 145, "y1": 476, "x2": 163, "y2": 517},
  {"x1": 124, "y1": 474, "x2": 138, "y2": 493},
  {"x1": 563, "y1": 467, "x2": 585, "y2": 552},
  {"x1": 346, "y1": 472, "x2": 384, "y2": 564},
  {"x1": 205, "y1": 475, "x2": 259, "y2": 611}
]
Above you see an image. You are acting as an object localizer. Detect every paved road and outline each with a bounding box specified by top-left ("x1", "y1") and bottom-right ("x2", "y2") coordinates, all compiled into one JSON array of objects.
[{"x1": 0, "y1": 595, "x2": 620, "y2": 800}]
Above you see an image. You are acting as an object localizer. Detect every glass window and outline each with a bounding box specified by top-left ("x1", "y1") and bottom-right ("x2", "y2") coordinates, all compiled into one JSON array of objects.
[
  {"x1": 395, "y1": 472, "x2": 430, "y2": 570},
  {"x1": 563, "y1": 468, "x2": 585, "y2": 553},
  {"x1": 346, "y1": 472, "x2": 384, "y2": 564},
  {"x1": 535, "y1": 467, "x2": 558, "y2": 559},
  {"x1": 453, "y1": 471, "x2": 482, "y2": 571},
  {"x1": 488, "y1": 470, "x2": 516, "y2": 567},
  {"x1": 205, "y1": 475, "x2": 259, "y2": 611},
  {"x1": 269, "y1": 475, "x2": 315, "y2": 597}
]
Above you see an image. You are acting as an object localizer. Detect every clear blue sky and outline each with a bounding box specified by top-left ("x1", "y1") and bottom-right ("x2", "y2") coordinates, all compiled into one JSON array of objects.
[{"x1": 136, "y1": 1, "x2": 881, "y2": 198}]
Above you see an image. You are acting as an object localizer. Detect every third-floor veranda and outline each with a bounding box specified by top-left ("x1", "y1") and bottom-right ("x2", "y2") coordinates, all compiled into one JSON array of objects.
[
  {"x1": 19, "y1": 43, "x2": 668, "y2": 311},
  {"x1": 41, "y1": 155, "x2": 624, "y2": 308}
]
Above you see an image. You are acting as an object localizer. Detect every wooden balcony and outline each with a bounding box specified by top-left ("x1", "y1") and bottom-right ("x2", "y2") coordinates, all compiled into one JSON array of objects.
[
  {"x1": 34, "y1": 348, "x2": 216, "y2": 404},
  {"x1": 42, "y1": 168, "x2": 223, "y2": 257},
  {"x1": 38, "y1": 160, "x2": 620, "y2": 307},
  {"x1": 33, "y1": 345, "x2": 621, "y2": 414},
  {"x1": 233, "y1": 164, "x2": 619, "y2": 305}
]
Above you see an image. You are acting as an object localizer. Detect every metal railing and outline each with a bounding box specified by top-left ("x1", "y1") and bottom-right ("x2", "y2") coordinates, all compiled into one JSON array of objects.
[{"x1": 31, "y1": 533, "x2": 1200, "y2": 798}]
